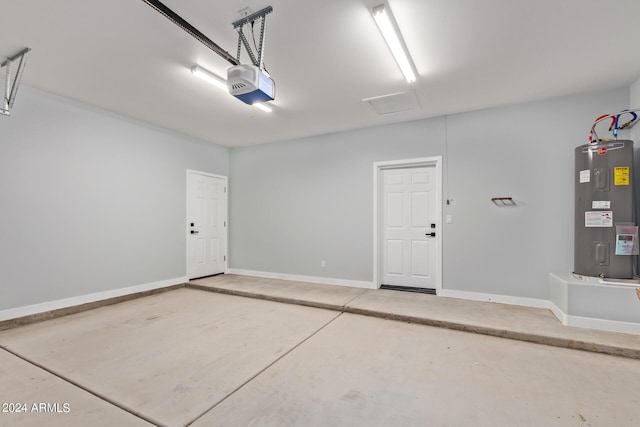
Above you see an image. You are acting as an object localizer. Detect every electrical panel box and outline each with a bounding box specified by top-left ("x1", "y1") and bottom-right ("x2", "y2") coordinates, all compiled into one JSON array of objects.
[{"x1": 574, "y1": 140, "x2": 635, "y2": 279}]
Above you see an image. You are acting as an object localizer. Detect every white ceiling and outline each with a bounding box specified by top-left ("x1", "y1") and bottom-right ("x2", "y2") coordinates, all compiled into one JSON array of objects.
[{"x1": 2, "y1": 0, "x2": 640, "y2": 147}]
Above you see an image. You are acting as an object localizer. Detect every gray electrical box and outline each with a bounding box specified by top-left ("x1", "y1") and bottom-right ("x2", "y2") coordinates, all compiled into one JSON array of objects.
[{"x1": 574, "y1": 140, "x2": 635, "y2": 279}]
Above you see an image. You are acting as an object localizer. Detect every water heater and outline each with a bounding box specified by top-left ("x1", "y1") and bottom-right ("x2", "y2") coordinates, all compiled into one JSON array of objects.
[{"x1": 574, "y1": 140, "x2": 636, "y2": 279}]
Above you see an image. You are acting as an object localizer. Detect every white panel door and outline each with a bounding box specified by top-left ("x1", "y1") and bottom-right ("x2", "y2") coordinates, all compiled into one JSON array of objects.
[
  {"x1": 187, "y1": 171, "x2": 227, "y2": 279},
  {"x1": 381, "y1": 166, "x2": 437, "y2": 288}
]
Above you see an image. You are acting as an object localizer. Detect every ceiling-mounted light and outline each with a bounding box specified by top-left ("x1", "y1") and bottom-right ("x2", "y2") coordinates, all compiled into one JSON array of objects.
[
  {"x1": 254, "y1": 103, "x2": 273, "y2": 113},
  {"x1": 191, "y1": 65, "x2": 227, "y2": 91},
  {"x1": 372, "y1": 4, "x2": 417, "y2": 83}
]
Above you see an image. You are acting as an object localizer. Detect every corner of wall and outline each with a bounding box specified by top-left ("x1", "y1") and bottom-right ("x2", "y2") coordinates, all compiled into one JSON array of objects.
[{"x1": 631, "y1": 76, "x2": 640, "y2": 142}]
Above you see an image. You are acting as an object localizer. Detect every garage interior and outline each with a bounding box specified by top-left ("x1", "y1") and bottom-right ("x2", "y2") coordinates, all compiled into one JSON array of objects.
[{"x1": 2, "y1": 1, "x2": 640, "y2": 426}]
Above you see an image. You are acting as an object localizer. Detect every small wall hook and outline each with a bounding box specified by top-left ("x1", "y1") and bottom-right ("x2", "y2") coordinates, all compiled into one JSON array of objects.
[{"x1": 491, "y1": 197, "x2": 516, "y2": 206}]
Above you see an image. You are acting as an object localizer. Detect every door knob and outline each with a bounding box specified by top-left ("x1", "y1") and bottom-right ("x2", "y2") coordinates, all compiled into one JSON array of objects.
[
  {"x1": 190, "y1": 230, "x2": 199, "y2": 234},
  {"x1": 426, "y1": 232, "x2": 436, "y2": 237}
]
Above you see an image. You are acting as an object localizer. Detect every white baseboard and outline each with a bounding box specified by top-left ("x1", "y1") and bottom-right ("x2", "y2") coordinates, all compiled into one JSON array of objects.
[
  {"x1": 548, "y1": 272, "x2": 640, "y2": 335},
  {"x1": 547, "y1": 301, "x2": 568, "y2": 324},
  {"x1": 547, "y1": 300, "x2": 640, "y2": 335},
  {"x1": 439, "y1": 288, "x2": 551, "y2": 310},
  {"x1": 227, "y1": 269, "x2": 375, "y2": 289},
  {"x1": 564, "y1": 314, "x2": 640, "y2": 335},
  {"x1": 0, "y1": 276, "x2": 187, "y2": 322}
]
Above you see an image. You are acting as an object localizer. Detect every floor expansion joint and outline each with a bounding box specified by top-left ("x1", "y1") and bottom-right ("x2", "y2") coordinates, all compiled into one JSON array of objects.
[
  {"x1": 185, "y1": 311, "x2": 344, "y2": 426},
  {"x1": 0, "y1": 346, "x2": 161, "y2": 427}
]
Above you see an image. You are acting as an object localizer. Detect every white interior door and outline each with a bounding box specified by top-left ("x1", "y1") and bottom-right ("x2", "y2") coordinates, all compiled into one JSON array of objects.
[
  {"x1": 380, "y1": 166, "x2": 438, "y2": 289},
  {"x1": 187, "y1": 171, "x2": 227, "y2": 279}
]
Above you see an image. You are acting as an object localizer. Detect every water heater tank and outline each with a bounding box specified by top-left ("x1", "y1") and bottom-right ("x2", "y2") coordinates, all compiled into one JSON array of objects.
[{"x1": 574, "y1": 140, "x2": 635, "y2": 279}]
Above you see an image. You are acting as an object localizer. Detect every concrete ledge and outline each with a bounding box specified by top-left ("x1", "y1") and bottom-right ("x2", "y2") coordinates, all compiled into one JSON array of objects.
[
  {"x1": 342, "y1": 306, "x2": 640, "y2": 359},
  {"x1": 191, "y1": 274, "x2": 640, "y2": 360},
  {"x1": 4, "y1": 273, "x2": 640, "y2": 360},
  {"x1": 187, "y1": 282, "x2": 346, "y2": 312},
  {"x1": 0, "y1": 280, "x2": 187, "y2": 331}
]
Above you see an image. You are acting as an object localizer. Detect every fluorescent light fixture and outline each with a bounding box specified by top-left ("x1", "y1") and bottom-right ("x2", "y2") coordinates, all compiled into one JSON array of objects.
[
  {"x1": 253, "y1": 102, "x2": 273, "y2": 113},
  {"x1": 372, "y1": 4, "x2": 417, "y2": 83},
  {"x1": 191, "y1": 65, "x2": 227, "y2": 91}
]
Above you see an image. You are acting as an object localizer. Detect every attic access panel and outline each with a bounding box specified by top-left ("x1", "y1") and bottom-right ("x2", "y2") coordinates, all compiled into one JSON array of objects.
[{"x1": 364, "y1": 91, "x2": 421, "y2": 115}]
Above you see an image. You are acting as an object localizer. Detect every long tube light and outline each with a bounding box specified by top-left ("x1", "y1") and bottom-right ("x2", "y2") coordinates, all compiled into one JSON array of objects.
[
  {"x1": 191, "y1": 65, "x2": 272, "y2": 112},
  {"x1": 372, "y1": 4, "x2": 417, "y2": 83},
  {"x1": 191, "y1": 65, "x2": 227, "y2": 91},
  {"x1": 254, "y1": 103, "x2": 272, "y2": 113}
]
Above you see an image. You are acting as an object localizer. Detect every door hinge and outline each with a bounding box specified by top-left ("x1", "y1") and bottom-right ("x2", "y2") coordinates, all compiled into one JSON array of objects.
[
  {"x1": 224, "y1": 187, "x2": 227, "y2": 193},
  {"x1": 224, "y1": 255, "x2": 226, "y2": 261},
  {"x1": 224, "y1": 221, "x2": 226, "y2": 227}
]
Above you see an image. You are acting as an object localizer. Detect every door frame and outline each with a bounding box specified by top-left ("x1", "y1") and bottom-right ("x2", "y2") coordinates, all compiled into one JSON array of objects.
[
  {"x1": 186, "y1": 169, "x2": 229, "y2": 280},
  {"x1": 373, "y1": 157, "x2": 442, "y2": 293}
]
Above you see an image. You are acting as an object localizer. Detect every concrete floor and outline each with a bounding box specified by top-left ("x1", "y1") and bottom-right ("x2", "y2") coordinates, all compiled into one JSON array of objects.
[
  {"x1": 190, "y1": 274, "x2": 640, "y2": 359},
  {"x1": 1, "y1": 276, "x2": 639, "y2": 426}
]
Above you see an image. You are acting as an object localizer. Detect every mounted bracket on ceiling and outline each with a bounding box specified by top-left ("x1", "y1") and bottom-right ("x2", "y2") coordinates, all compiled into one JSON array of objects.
[
  {"x1": 227, "y1": 6, "x2": 275, "y2": 105},
  {"x1": 232, "y1": 6, "x2": 273, "y2": 70},
  {"x1": 1, "y1": 47, "x2": 31, "y2": 117}
]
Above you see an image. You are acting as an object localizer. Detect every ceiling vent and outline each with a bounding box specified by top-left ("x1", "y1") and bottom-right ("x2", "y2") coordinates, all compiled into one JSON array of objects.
[{"x1": 363, "y1": 91, "x2": 421, "y2": 115}]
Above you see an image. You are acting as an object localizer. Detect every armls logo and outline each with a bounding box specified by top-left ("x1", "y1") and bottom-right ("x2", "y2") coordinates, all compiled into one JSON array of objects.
[
  {"x1": 2, "y1": 402, "x2": 71, "y2": 413},
  {"x1": 29, "y1": 403, "x2": 71, "y2": 413}
]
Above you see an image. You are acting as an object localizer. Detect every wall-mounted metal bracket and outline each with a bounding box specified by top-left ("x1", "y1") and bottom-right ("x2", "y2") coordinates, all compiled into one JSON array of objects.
[
  {"x1": 1, "y1": 47, "x2": 31, "y2": 117},
  {"x1": 232, "y1": 6, "x2": 273, "y2": 70},
  {"x1": 491, "y1": 197, "x2": 516, "y2": 206}
]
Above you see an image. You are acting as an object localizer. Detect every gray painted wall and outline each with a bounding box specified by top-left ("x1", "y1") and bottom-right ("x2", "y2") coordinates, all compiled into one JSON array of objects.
[
  {"x1": 229, "y1": 118, "x2": 446, "y2": 282},
  {"x1": 230, "y1": 87, "x2": 630, "y2": 300},
  {"x1": 632, "y1": 76, "x2": 640, "y2": 142},
  {"x1": 0, "y1": 87, "x2": 228, "y2": 310},
  {"x1": 445, "y1": 89, "x2": 628, "y2": 298},
  {"x1": 0, "y1": 83, "x2": 632, "y2": 311}
]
